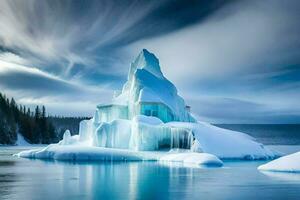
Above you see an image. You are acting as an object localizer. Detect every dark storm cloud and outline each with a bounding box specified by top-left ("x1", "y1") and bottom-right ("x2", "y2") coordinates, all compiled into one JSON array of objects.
[{"x1": 97, "y1": 0, "x2": 231, "y2": 47}]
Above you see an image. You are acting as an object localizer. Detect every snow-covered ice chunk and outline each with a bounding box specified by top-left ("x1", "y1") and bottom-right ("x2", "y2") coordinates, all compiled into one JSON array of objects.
[
  {"x1": 15, "y1": 133, "x2": 31, "y2": 146},
  {"x1": 258, "y1": 151, "x2": 300, "y2": 172},
  {"x1": 60, "y1": 130, "x2": 79, "y2": 145},
  {"x1": 159, "y1": 152, "x2": 223, "y2": 167},
  {"x1": 17, "y1": 145, "x2": 157, "y2": 161},
  {"x1": 94, "y1": 119, "x2": 132, "y2": 149},
  {"x1": 79, "y1": 119, "x2": 93, "y2": 141},
  {"x1": 16, "y1": 144, "x2": 222, "y2": 167},
  {"x1": 167, "y1": 122, "x2": 277, "y2": 159},
  {"x1": 62, "y1": 130, "x2": 71, "y2": 144},
  {"x1": 134, "y1": 115, "x2": 163, "y2": 125}
]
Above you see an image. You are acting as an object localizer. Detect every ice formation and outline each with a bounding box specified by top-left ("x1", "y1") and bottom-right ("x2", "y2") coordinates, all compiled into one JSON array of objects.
[
  {"x1": 258, "y1": 151, "x2": 300, "y2": 173},
  {"x1": 15, "y1": 133, "x2": 31, "y2": 146},
  {"x1": 17, "y1": 49, "x2": 279, "y2": 166}
]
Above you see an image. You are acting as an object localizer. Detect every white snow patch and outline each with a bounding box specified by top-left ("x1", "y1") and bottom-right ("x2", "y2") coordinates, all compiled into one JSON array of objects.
[
  {"x1": 258, "y1": 151, "x2": 300, "y2": 173},
  {"x1": 159, "y1": 152, "x2": 223, "y2": 167},
  {"x1": 167, "y1": 122, "x2": 277, "y2": 159},
  {"x1": 134, "y1": 115, "x2": 163, "y2": 125},
  {"x1": 16, "y1": 144, "x2": 223, "y2": 167}
]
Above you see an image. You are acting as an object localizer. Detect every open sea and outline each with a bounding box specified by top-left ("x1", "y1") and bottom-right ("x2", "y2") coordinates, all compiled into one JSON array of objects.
[{"x1": 1, "y1": 124, "x2": 300, "y2": 200}]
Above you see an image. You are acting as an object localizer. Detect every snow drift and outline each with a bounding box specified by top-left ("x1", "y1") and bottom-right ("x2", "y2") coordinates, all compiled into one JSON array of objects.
[{"x1": 258, "y1": 151, "x2": 300, "y2": 173}]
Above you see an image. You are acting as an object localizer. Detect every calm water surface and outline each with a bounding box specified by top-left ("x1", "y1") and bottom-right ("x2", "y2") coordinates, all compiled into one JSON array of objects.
[
  {"x1": 0, "y1": 147, "x2": 300, "y2": 200},
  {"x1": 215, "y1": 124, "x2": 300, "y2": 145}
]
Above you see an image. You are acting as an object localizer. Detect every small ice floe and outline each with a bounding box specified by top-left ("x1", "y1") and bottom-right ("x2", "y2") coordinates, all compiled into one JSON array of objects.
[{"x1": 258, "y1": 151, "x2": 300, "y2": 173}]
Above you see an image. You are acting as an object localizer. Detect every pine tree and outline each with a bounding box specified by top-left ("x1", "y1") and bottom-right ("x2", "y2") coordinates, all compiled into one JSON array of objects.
[
  {"x1": 27, "y1": 108, "x2": 31, "y2": 117},
  {"x1": 35, "y1": 106, "x2": 41, "y2": 122},
  {"x1": 41, "y1": 106, "x2": 49, "y2": 143}
]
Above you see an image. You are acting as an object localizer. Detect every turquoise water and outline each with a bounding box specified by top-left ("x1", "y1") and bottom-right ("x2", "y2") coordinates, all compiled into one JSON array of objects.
[{"x1": 1, "y1": 147, "x2": 300, "y2": 200}]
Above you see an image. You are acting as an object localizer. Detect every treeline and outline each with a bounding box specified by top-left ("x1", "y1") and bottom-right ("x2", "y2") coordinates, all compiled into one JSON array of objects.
[
  {"x1": 0, "y1": 92, "x2": 91, "y2": 145},
  {"x1": 0, "y1": 93, "x2": 58, "y2": 144}
]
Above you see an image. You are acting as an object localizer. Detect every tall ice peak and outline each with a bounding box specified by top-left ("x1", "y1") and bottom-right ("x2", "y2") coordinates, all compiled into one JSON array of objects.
[{"x1": 128, "y1": 49, "x2": 163, "y2": 80}]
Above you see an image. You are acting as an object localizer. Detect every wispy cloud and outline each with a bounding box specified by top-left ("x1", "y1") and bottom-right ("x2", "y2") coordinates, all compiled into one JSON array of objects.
[
  {"x1": 129, "y1": 0, "x2": 300, "y2": 82},
  {"x1": 128, "y1": 0, "x2": 300, "y2": 123},
  {"x1": 0, "y1": 0, "x2": 299, "y2": 122},
  {"x1": 0, "y1": 59, "x2": 113, "y2": 115},
  {"x1": 0, "y1": 0, "x2": 168, "y2": 77}
]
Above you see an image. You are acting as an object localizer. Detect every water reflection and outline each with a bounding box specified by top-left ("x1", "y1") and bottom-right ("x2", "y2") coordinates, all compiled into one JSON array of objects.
[
  {"x1": 260, "y1": 171, "x2": 300, "y2": 181},
  {"x1": 47, "y1": 161, "x2": 194, "y2": 200},
  {"x1": 1, "y1": 148, "x2": 300, "y2": 200}
]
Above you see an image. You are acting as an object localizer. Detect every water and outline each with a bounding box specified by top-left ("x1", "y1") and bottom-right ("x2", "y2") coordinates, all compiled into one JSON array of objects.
[
  {"x1": 1, "y1": 124, "x2": 300, "y2": 199},
  {"x1": 215, "y1": 124, "x2": 300, "y2": 145},
  {"x1": 0, "y1": 146, "x2": 300, "y2": 200}
]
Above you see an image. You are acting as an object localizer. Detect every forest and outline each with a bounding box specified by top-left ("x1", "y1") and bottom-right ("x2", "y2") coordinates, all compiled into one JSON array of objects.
[{"x1": 0, "y1": 92, "x2": 89, "y2": 145}]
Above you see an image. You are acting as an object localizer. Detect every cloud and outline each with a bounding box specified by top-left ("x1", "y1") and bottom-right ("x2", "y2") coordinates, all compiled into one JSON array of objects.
[
  {"x1": 0, "y1": 52, "x2": 31, "y2": 65},
  {"x1": 127, "y1": 0, "x2": 300, "y2": 123},
  {"x1": 0, "y1": 59, "x2": 113, "y2": 116},
  {"x1": 129, "y1": 0, "x2": 300, "y2": 82},
  {"x1": 0, "y1": 0, "x2": 170, "y2": 78},
  {"x1": 0, "y1": 0, "x2": 299, "y2": 122},
  {"x1": 0, "y1": 0, "x2": 229, "y2": 79}
]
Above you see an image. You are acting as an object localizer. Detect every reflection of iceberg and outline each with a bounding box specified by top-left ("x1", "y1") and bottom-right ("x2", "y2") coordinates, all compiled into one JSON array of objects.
[{"x1": 17, "y1": 49, "x2": 278, "y2": 166}]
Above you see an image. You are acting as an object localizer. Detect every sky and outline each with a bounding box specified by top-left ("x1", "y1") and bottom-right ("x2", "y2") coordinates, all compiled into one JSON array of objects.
[{"x1": 0, "y1": 0, "x2": 300, "y2": 123}]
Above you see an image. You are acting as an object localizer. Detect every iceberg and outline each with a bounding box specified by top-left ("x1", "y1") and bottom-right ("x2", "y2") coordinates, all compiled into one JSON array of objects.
[
  {"x1": 17, "y1": 49, "x2": 278, "y2": 166},
  {"x1": 258, "y1": 152, "x2": 300, "y2": 173}
]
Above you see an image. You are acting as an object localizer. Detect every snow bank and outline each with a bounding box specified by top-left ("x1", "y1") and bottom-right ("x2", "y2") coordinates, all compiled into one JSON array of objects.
[
  {"x1": 159, "y1": 152, "x2": 223, "y2": 167},
  {"x1": 258, "y1": 151, "x2": 300, "y2": 173},
  {"x1": 167, "y1": 122, "x2": 277, "y2": 159},
  {"x1": 17, "y1": 145, "x2": 155, "y2": 161},
  {"x1": 16, "y1": 144, "x2": 223, "y2": 167}
]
